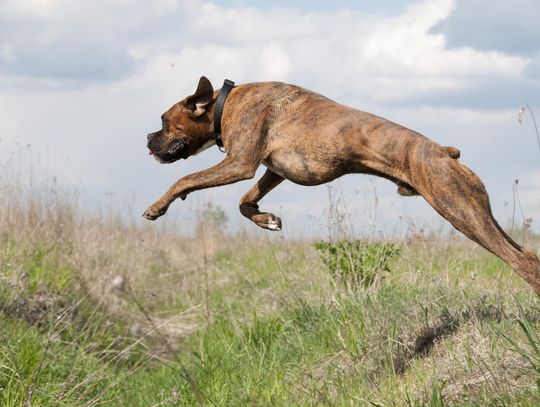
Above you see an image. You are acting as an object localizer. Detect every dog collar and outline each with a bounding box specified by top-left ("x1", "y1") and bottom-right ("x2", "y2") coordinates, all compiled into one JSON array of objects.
[{"x1": 214, "y1": 79, "x2": 235, "y2": 152}]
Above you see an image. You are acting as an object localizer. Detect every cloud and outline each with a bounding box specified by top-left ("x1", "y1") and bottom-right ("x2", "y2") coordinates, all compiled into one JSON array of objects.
[
  {"x1": 185, "y1": 0, "x2": 529, "y2": 105},
  {"x1": 0, "y1": 0, "x2": 196, "y2": 86},
  {"x1": 1, "y1": 0, "x2": 64, "y2": 17},
  {"x1": 1, "y1": 0, "x2": 534, "y2": 109},
  {"x1": 0, "y1": 1, "x2": 126, "y2": 82},
  {"x1": 524, "y1": 52, "x2": 540, "y2": 80},
  {"x1": 212, "y1": 0, "x2": 419, "y2": 15}
]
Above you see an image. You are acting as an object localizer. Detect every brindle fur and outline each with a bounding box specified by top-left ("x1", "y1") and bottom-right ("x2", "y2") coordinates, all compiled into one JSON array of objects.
[{"x1": 144, "y1": 77, "x2": 540, "y2": 293}]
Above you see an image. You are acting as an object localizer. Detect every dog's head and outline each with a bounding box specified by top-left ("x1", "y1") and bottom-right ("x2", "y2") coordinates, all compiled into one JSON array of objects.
[{"x1": 147, "y1": 76, "x2": 216, "y2": 163}]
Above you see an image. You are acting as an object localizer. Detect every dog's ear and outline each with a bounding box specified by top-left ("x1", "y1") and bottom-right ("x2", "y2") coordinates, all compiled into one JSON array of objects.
[{"x1": 185, "y1": 76, "x2": 214, "y2": 117}]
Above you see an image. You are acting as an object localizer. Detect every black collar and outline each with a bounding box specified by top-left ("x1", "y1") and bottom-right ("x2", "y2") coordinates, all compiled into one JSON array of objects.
[{"x1": 214, "y1": 79, "x2": 235, "y2": 151}]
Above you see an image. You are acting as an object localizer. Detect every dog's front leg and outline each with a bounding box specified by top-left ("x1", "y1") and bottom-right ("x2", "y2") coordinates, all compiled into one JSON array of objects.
[{"x1": 143, "y1": 158, "x2": 257, "y2": 220}]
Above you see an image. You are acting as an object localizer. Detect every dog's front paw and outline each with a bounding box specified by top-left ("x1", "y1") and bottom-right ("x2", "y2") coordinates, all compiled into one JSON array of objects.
[
  {"x1": 257, "y1": 213, "x2": 282, "y2": 231},
  {"x1": 142, "y1": 204, "x2": 168, "y2": 221}
]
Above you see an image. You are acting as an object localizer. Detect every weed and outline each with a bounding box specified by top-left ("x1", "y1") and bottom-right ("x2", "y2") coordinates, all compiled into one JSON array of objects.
[{"x1": 313, "y1": 240, "x2": 400, "y2": 287}]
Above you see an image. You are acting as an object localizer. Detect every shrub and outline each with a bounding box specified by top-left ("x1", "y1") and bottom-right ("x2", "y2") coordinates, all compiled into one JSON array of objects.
[{"x1": 313, "y1": 240, "x2": 400, "y2": 287}]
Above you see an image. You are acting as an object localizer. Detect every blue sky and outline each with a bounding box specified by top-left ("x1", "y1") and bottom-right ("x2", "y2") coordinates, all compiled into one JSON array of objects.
[{"x1": 1, "y1": 0, "x2": 539, "y2": 237}]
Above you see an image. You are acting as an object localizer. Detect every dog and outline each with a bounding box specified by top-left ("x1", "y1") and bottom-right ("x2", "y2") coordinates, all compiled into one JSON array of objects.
[{"x1": 144, "y1": 76, "x2": 540, "y2": 293}]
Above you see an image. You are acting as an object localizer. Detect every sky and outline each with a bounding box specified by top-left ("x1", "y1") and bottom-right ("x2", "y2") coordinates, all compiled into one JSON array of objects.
[{"x1": 1, "y1": 0, "x2": 539, "y2": 238}]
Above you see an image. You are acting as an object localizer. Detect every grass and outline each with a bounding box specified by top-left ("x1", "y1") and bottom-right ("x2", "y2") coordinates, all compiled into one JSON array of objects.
[{"x1": 1, "y1": 159, "x2": 539, "y2": 406}]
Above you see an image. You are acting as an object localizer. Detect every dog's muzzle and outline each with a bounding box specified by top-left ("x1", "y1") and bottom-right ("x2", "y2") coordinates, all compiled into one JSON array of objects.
[{"x1": 147, "y1": 133, "x2": 187, "y2": 163}]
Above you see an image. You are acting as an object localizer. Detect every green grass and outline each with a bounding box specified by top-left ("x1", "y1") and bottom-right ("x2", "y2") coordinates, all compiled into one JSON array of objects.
[
  {"x1": 0, "y1": 316, "x2": 140, "y2": 406},
  {"x1": 1, "y1": 222, "x2": 539, "y2": 406}
]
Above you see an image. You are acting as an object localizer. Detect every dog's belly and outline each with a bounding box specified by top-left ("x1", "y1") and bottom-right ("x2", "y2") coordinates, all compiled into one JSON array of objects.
[{"x1": 263, "y1": 151, "x2": 346, "y2": 186}]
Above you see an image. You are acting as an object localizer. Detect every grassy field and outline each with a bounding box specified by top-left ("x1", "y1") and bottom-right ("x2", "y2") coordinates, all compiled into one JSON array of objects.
[{"x1": 1, "y1": 171, "x2": 539, "y2": 406}]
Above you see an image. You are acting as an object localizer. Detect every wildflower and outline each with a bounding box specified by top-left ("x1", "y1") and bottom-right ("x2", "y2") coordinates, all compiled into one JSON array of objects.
[
  {"x1": 107, "y1": 275, "x2": 125, "y2": 292},
  {"x1": 517, "y1": 105, "x2": 525, "y2": 124}
]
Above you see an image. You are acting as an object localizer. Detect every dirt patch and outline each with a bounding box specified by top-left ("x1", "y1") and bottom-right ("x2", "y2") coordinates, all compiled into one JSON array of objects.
[
  {"x1": 1, "y1": 291, "x2": 66, "y2": 326},
  {"x1": 391, "y1": 297, "x2": 525, "y2": 374}
]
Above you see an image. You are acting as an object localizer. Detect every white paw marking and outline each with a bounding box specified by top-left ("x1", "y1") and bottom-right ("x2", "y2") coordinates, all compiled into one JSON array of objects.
[{"x1": 265, "y1": 221, "x2": 281, "y2": 231}]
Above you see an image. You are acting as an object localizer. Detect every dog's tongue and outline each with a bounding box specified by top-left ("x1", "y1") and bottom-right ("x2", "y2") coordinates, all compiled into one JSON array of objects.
[{"x1": 148, "y1": 149, "x2": 153, "y2": 156}]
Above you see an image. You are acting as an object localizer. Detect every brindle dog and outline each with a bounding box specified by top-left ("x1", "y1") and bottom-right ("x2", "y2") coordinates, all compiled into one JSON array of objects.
[{"x1": 144, "y1": 76, "x2": 540, "y2": 293}]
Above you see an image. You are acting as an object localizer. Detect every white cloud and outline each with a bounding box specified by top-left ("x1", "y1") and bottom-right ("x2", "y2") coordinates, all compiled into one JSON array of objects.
[
  {"x1": 181, "y1": 0, "x2": 529, "y2": 104},
  {"x1": 257, "y1": 43, "x2": 292, "y2": 80},
  {"x1": 0, "y1": 0, "x2": 531, "y2": 102},
  {"x1": 0, "y1": 0, "x2": 63, "y2": 17}
]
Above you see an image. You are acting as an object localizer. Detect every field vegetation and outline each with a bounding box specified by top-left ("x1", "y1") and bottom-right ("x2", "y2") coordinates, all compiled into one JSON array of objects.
[{"x1": 1, "y1": 157, "x2": 539, "y2": 406}]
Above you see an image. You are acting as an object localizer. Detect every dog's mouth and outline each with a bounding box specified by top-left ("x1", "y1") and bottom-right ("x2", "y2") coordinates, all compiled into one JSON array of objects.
[
  {"x1": 165, "y1": 139, "x2": 185, "y2": 158},
  {"x1": 149, "y1": 139, "x2": 188, "y2": 163}
]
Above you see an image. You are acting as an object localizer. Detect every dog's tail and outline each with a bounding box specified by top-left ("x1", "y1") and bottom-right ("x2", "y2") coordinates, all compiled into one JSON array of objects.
[{"x1": 409, "y1": 143, "x2": 540, "y2": 293}]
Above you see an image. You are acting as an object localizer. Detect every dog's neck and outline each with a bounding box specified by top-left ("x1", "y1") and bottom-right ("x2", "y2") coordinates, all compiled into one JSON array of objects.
[{"x1": 193, "y1": 138, "x2": 216, "y2": 155}]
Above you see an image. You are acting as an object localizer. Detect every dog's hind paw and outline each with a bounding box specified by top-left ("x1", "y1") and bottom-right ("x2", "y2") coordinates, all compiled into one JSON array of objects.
[
  {"x1": 142, "y1": 209, "x2": 159, "y2": 221},
  {"x1": 142, "y1": 203, "x2": 168, "y2": 221}
]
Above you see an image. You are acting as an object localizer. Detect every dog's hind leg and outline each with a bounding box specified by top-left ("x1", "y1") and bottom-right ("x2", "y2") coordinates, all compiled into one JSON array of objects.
[
  {"x1": 410, "y1": 148, "x2": 540, "y2": 293},
  {"x1": 240, "y1": 169, "x2": 284, "y2": 231}
]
